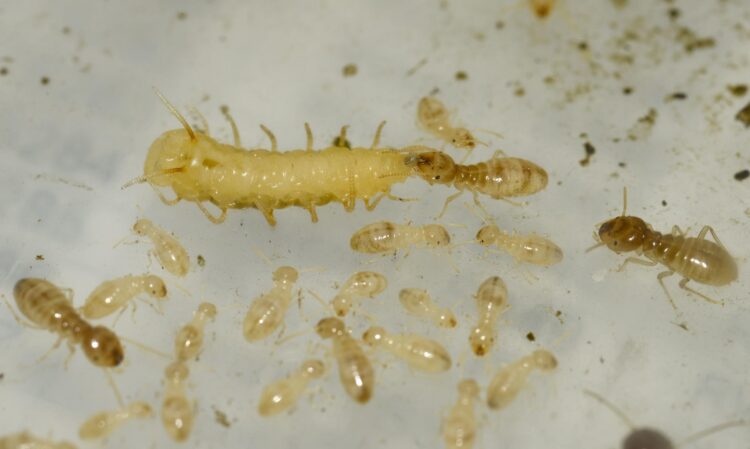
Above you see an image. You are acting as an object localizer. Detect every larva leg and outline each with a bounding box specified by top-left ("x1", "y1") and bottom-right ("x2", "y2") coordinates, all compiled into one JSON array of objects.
[
  {"x1": 678, "y1": 278, "x2": 723, "y2": 305},
  {"x1": 151, "y1": 185, "x2": 181, "y2": 206},
  {"x1": 698, "y1": 225, "x2": 729, "y2": 252},
  {"x1": 221, "y1": 106, "x2": 241, "y2": 147},
  {"x1": 196, "y1": 202, "x2": 227, "y2": 224},
  {"x1": 672, "y1": 225, "x2": 685, "y2": 236},
  {"x1": 257, "y1": 205, "x2": 277, "y2": 226},
  {"x1": 370, "y1": 121, "x2": 386, "y2": 149},
  {"x1": 306, "y1": 205, "x2": 319, "y2": 223},
  {"x1": 338, "y1": 125, "x2": 350, "y2": 149},
  {"x1": 438, "y1": 191, "x2": 464, "y2": 218},
  {"x1": 304, "y1": 123, "x2": 314, "y2": 151},
  {"x1": 616, "y1": 256, "x2": 656, "y2": 272},
  {"x1": 260, "y1": 124, "x2": 278, "y2": 151},
  {"x1": 656, "y1": 271, "x2": 678, "y2": 310}
]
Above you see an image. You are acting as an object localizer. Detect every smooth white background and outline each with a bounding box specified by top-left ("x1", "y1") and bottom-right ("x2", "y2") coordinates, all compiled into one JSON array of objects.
[{"x1": 0, "y1": 1, "x2": 748, "y2": 448}]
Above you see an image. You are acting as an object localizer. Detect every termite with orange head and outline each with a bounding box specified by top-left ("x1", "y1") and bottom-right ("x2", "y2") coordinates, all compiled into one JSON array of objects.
[{"x1": 243, "y1": 266, "x2": 298, "y2": 342}]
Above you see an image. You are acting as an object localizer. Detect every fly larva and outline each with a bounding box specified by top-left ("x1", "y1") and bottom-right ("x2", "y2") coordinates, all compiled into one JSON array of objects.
[
  {"x1": 78, "y1": 401, "x2": 153, "y2": 440},
  {"x1": 469, "y1": 276, "x2": 508, "y2": 356},
  {"x1": 405, "y1": 151, "x2": 548, "y2": 215},
  {"x1": 331, "y1": 271, "x2": 387, "y2": 316},
  {"x1": 398, "y1": 288, "x2": 457, "y2": 328},
  {"x1": 476, "y1": 225, "x2": 563, "y2": 266},
  {"x1": 362, "y1": 325, "x2": 451, "y2": 372},
  {"x1": 442, "y1": 379, "x2": 480, "y2": 449},
  {"x1": 11, "y1": 278, "x2": 124, "y2": 367},
  {"x1": 589, "y1": 189, "x2": 738, "y2": 309},
  {"x1": 486, "y1": 349, "x2": 557, "y2": 410},
  {"x1": 417, "y1": 96, "x2": 478, "y2": 149},
  {"x1": 80, "y1": 274, "x2": 167, "y2": 319},
  {"x1": 161, "y1": 361, "x2": 193, "y2": 442},
  {"x1": 243, "y1": 267, "x2": 298, "y2": 342},
  {"x1": 125, "y1": 93, "x2": 416, "y2": 226},
  {"x1": 350, "y1": 221, "x2": 451, "y2": 254},
  {"x1": 0, "y1": 432, "x2": 77, "y2": 449},
  {"x1": 133, "y1": 219, "x2": 189, "y2": 277},
  {"x1": 315, "y1": 317, "x2": 374, "y2": 404},
  {"x1": 584, "y1": 390, "x2": 749, "y2": 449},
  {"x1": 257, "y1": 359, "x2": 325, "y2": 417},
  {"x1": 174, "y1": 302, "x2": 217, "y2": 361}
]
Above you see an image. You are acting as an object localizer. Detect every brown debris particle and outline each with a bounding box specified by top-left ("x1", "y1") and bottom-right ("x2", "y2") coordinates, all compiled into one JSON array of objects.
[
  {"x1": 622, "y1": 86, "x2": 633, "y2": 95},
  {"x1": 342, "y1": 63, "x2": 358, "y2": 77},
  {"x1": 0, "y1": 67, "x2": 7, "y2": 76},
  {"x1": 627, "y1": 108, "x2": 657, "y2": 141},
  {"x1": 177, "y1": 11, "x2": 188, "y2": 20},
  {"x1": 728, "y1": 84, "x2": 748, "y2": 97},
  {"x1": 734, "y1": 169, "x2": 750, "y2": 181},
  {"x1": 735, "y1": 101, "x2": 750, "y2": 127},
  {"x1": 40, "y1": 76, "x2": 50, "y2": 85},
  {"x1": 213, "y1": 408, "x2": 231, "y2": 428},
  {"x1": 665, "y1": 92, "x2": 687, "y2": 101},
  {"x1": 455, "y1": 71, "x2": 468, "y2": 81},
  {"x1": 526, "y1": 332, "x2": 536, "y2": 342},
  {"x1": 579, "y1": 142, "x2": 596, "y2": 166},
  {"x1": 667, "y1": 8, "x2": 680, "y2": 21},
  {"x1": 35, "y1": 255, "x2": 44, "y2": 261},
  {"x1": 197, "y1": 255, "x2": 205, "y2": 267},
  {"x1": 677, "y1": 27, "x2": 715, "y2": 53},
  {"x1": 661, "y1": 200, "x2": 667, "y2": 206}
]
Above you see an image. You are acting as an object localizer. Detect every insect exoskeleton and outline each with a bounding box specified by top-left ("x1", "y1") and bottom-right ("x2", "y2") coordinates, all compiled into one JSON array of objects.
[
  {"x1": 132, "y1": 219, "x2": 189, "y2": 277},
  {"x1": 349, "y1": 221, "x2": 451, "y2": 254},
  {"x1": 315, "y1": 317, "x2": 374, "y2": 404},
  {"x1": 78, "y1": 401, "x2": 153, "y2": 440},
  {"x1": 442, "y1": 379, "x2": 480, "y2": 449},
  {"x1": 12, "y1": 278, "x2": 124, "y2": 367},
  {"x1": 361, "y1": 325, "x2": 452, "y2": 372},
  {"x1": 476, "y1": 225, "x2": 563, "y2": 266},
  {"x1": 81, "y1": 274, "x2": 167, "y2": 319},
  {"x1": 486, "y1": 349, "x2": 557, "y2": 410},
  {"x1": 257, "y1": 359, "x2": 326, "y2": 416},
  {"x1": 591, "y1": 189, "x2": 738, "y2": 308},
  {"x1": 128, "y1": 94, "x2": 416, "y2": 226}
]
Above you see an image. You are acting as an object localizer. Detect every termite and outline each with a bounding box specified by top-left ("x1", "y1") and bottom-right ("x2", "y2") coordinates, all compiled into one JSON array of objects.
[
  {"x1": 362, "y1": 325, "x2": 452, "y2": 372},
  {"x1": 243, "y1": 266, "x2": 298, "y2": 342},
  {"x1": 125, "y1": 92, "x2": 416, "y2": 226},
  {"x1": 174, "y1": 302, "x2": 217, "y2": 362},
  {"x1": 589, "y1": 188, "x2": 738, "y2": 309},
  {"x1": 405, "y1": 150, "x2": 548, "y2": 215},
  {"x1": 133, "y1": 219, "x2": 189, "y2": 277},
  {"x1": 469, "y1": 276, "x2": 509, "y2": 356},
  {"x1": 78, "y1": 401, "x2": 153, "y2": 440},
  {"x1": 398, "y1": 288, "x2": 457, "y2": 328},
  {"x1": 350, "y1": 221, "x2": 451, "y2": 254},
  {"x1": 417, "y1": 96, "x2": 479, "y2": 149},
  {"x1": 257, "y1": 359, "x2": 326, "y2": 416},
  {"x1": 161, "y1": 361, "x2": 193, "y2": 442},
  {"x1": 80, "y1": 274, "x2": 167, "y2": 319},
  {"x1": 0, "y1": 432, "x2": 77, "y2": 449},
  {"x1": 315, "y1": 317, "x2": 375, "y2": 404},
  {"x1": 486, "y1": 349, "x2": 557, "y2": 410},
  {"x1": 11, "y1": 278, "x2": 124, "y2": 367},
  {"x1": 476, "y1": 224, "x2": 563, "y2": 266},
  {"x1": 331, "y1": 271, "x2": 387, "y2": 316},
  {"x1": 442, "y1": 379, "x2": 480, "y2": 449},
  {"x1": 584, "y1": 390, "x2": 749, "y2": 449}
]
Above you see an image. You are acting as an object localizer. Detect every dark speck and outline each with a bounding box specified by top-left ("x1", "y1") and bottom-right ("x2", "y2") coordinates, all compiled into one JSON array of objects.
[
  {"x1": 618, "y1": 162, "x2": 627, "y2": 168},
  {"x1": 728, "y1": 84, "x2": 748, "y2": 97},
  {"x1": 177, "y1": 11, "x2": 188, "y2": 20},
  {"x1": 577, "y1": 41, "x2": 589, "y2": 51},
  {"x1": 455, "y1": 71, "x2": 468, "y2": 81},
  {"x1": 736, "y1": 101, "x2": 750, "y2": 127},
  {"x1": 580, "y1": 142, "x2": 596, "y2": 166},
  {"x1": 526, "y1": 332, "x2": 536, "y2": 342},
  {"x1": 661, "y1": 200, "x2": 667, "y2": 206},
  {"x1": 495, "y1": 20, "x2": 504, "y2": 29},
  {"x1": 0, "y1": 67, "x2": 8, "y2": 76},
  {"x1": 667, "y1": 7, "x2": 680, "y2": 20},
  {"x1": 35, "y1": 255, "x2": 44, "y2": 261},
  {"x1": 40, "y1": 76, "x2": 50, "y2": 85},
  {"x1": 734, "y1": 169, "x2": 749, "y2": 181},
  {"x1": 623, "y1": 86, "x2": 633, "y2": 95},
  {"x1": 666, "y1": 92, "x2": 687, "y2": 101}
]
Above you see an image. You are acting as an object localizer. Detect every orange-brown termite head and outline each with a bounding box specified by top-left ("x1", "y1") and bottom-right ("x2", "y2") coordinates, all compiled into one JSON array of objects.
[
  {"x1": 405, "y1": 151, "x2": 457, "y2": 184},
  {"x1": 597, "y1": 216, "x2": 649, "y2": 253},
  {"x1": 83, "y1": 326, "x2": 124, "y2": 367}
]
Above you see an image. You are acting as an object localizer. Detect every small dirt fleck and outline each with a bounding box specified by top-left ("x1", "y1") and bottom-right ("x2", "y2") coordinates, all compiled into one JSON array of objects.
[
  {"x1": 627, "y1": 108, "x2": 657, "y2": 141},
  {"x1": 526, "y1": 332, "x2": 536, "y2": 342},
  {"x1": 35, "y1": 255, "x2": 44, "y2": 261},
  {"x1": 734, "y1": 169, "x2": 750, "y2": 181},
  {"x1": 622, "y1": 86, "x2": 633, "y2": 95},
  {"x1": 213, "y1": 408, "x2": 231, "y2": 428},
  {"x1": 661, "y1": 200, "x2": 667, "y2": 206},
  {"x1": 62, "y1": 26, "x2": 71, "y2": 34},
  {"x1": 455, "y1": 70, "x2": 468, "y2": 81},
  {"x1": 197, "y1": 255, "x2": 205, "y2": 267},
  {"x1": 40, "y1": 76, "x2": 50, "y2": 85},
  {"x1": 0, "y1": 67, "x2": 7, "y2": 76},
  {"x1": 177, "y1": 11, "x2": 188, "y2": 20},
  {"x1": 728, "y1": 84, "x2": 748, "y2": 97},
  {"x1": 514, "y1": 86, "x2": 525, "y2": 97},
  {"x1": 618, "y1": 162, "x2": 627, "y2": 168},
  {"x1": 342, "y1": 63, "x2": 358, "y2": 77},
  {"x1": 667, "y1": 8, "x2": 680, "y2": 20},
  {"x1": 0, "y1": 373, "x2": 4, "y2": 381},
  {"x1": 495, "y1": 20, "x2": 505, "y2": 29},
  {"x1": 579, "y1": 142, "x2": 596, "y2": 166},
  {"x1": 577, "y1": 41, "x2": 589, "y2": 51},
  {"x1": 666, "y1": 92, "x2": 687, "y2": 101},
  {"x1": 677, "y1": 27, "x2": 715, "y2": 53},
  {"x1": 735, "y1": 101, "x2": 750, "y2": 127}
]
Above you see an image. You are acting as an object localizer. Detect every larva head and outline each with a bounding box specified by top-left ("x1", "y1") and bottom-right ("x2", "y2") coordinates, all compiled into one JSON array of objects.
[
  {"x1": 143, "y1": 129, "x2": 199, "y2": 186},
  {"x1": 476, "y1": 225, "x2": 501, "y2": 246},
  {"x1": 405, "y1": 151, "x2": 457, "y2": 184},
  {"x1": 315, "y1": 317, "x2": 346, "y2": 339},
  {"x1": 423, "y1": 224, "x2": 451, "y2": 248},
  {"x1": 597, "y1": 216, "x2": 648, "y2": 253},
  {"x1": 361, "y1": 326, "x2": 386, "y2": 346},
  {"x1": 82, "y1": 326, "x2": 124, "y2": 367},
  {"x1": 145, "y1": 275, "x2": 167, "y2": 298}
]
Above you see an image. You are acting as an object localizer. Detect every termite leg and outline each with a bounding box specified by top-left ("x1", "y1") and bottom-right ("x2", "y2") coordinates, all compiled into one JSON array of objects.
[
  {"x1": 491, "y1": 149, "x2": 507, "y2": 159},
  {"x1": 499, "y1": 197, "x2": 526, "y2": 207},
  {"x1": 438, "y1": 191, "x2": 464, "y2": 218},
  {"x1": 260, "y1": 124, "x2": 278, "y2": 151},
  {"x1": 36, "y1": 336, "x2": 65, "y2": 364},
  {"x1": 672, "y1": 225, "x2": 685, "y2": 237},
  {"x1": 306, "y1": 205, "x2": 319, "y2": 223},
  {"x1": 370, "y1": 121, "x2": 386, "y2": 149},
  {"x1": 221, "y1": 106, "x2": 241, "y2": 147},
  {"x1": 616, "y1": 257, "x2": 656, "y2": 272},
  {"x1": 63, "y1": 341, "x2": 76, "y2": 369},
  {"x1": 1, "y1": 296, "x2": 42, "y2": 330},
  {"x1": 304, "y1": 123, "x2": 314, "y2": 151},
  {"x1": 338, "y1": 125, "x2": 350, "y2": 148},
  {"x1": 196, "y1": 202, "x2": 227, "y2": 224},
  {"x1": 656, "y1": 271, "x2": 678, "y2": 310},
  {"x1": 151, "y1": 185, "x2": 181, "y2": 206},
  {"x1": 697, "y1": 225, "x2": 729, "y2": 252},
  {"x1": 678, "y1": 278, "x2": 723, "y2": 305}
]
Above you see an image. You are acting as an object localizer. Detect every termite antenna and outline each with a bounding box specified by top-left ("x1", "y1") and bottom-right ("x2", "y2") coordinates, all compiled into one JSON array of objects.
[
  {"x1": 583, "y1": 389, "x2": 635, "y2": 429},
  {"x1": 676, "y1": 419, "x2": 749, "y2": 447},
  {"x1": 153, "y1": 87, "x2": 196, "y2": 141},
  {"x1": 103, "y1": 368, "x2": 124, "y2": 408}
]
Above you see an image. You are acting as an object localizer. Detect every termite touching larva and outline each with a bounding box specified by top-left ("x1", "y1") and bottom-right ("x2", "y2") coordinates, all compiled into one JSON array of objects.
[
  {"x1": 78, "y1": 401, "x2": 153, "y2": 440},
  {"x1": 0, "y1": 432, "x2": 77, "y2": 449},
  {"x1": 133, "y1": 218, "x2": 190, "y2": 277},
  {"x1": 398, "y1": 288, "x2": 457, "y2": 328},
  {"x1": 350, "y1": 221, "x2": 451, "y2": 254},
  {"x1": 161, "y1": 361, "x2": 193, "y2": 442},
  {"x1": 315, "y1": 317, "x2": 375, "y2": 404},
  {"x1": 331, "y1": 271, "x2": 387, "y2": 317},
  {"x1": 469, "y1": 276, "x2": 509, "y2": 356},
  {"x1": 588, "y1": 188, "x2": 738, "y2": 309},
  {"x1": 442, "y1": 379, "x2": 480, "y2": 449},
  {"x1": 362, "y1": 325, "x2": 452, "y2": 372},
  {"x1": 417, "y1": 96, "x2": 479, "y2": 150},
  {"x1": 584, "y1": 390, "x2": 748, "y2": 449},
  {"x1": 486, "y1": 349, "x2": 557, "y2": 410},
  {"x1": 80, "y1": 274, "x2": 167, "y2": 319},
  {"x1": 257, "y1": 359, "x2": 326, "y2": 417},
  {"x1": 10, "y1": 278, "x2": 124, "y2": 367},
  {"x1": 243, "y1": 266, "x2": 298, "y2": 342},
  {"x1": 174, "y1": 302, "x2": 217, "y2": 362},
  {"x1": 476, "y1": 224, "x2": 563, "y2": 266}
]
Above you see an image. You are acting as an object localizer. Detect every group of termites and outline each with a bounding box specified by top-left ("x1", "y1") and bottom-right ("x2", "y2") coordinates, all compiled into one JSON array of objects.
[{"x1": 2, "y1": 87, "x2": 743, "y2": 448}]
